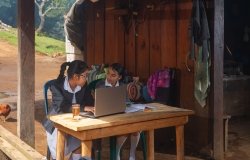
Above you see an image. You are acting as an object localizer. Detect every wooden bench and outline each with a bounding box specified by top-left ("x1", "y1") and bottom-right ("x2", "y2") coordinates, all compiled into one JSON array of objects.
[{"x1": 0, "y1": 125, "x2": 45, "y2": 160}]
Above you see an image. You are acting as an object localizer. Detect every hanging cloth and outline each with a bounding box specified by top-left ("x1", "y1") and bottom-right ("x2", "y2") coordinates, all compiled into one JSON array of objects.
[
  {"x1": 189, "y1": 0, "x2": 211, "y2": 107},
  {"x1": 194, "y1": 47, "x2": 211, "y2": 107}
]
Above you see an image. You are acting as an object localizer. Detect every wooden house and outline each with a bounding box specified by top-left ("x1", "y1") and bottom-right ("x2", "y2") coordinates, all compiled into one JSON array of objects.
[
  {"x1": 15, "y1": 0, "x2": 229, "y2": 159},
  {"x1": 82, "y1": 0, "x2": 224, "y2": 159}
]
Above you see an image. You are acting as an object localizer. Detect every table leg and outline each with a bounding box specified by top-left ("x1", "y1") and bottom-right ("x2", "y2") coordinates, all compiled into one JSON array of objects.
[
  {"x1": 146, "y1": 130, "x2": 154, "y2": 160},
  {"x1": 176, "y1": 125, "x2": 184, "y2": 160},
  {"x1": 56, "y1": 129, "x2": 66, "y2": 160},
  {"x1": 81, "y1": 140, "x2": 92, "y2": 158}
]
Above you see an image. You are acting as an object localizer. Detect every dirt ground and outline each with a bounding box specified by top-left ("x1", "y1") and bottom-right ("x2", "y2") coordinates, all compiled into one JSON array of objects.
[{"x1": 0, "y1": 40, "x2": 65, "y2": 156}]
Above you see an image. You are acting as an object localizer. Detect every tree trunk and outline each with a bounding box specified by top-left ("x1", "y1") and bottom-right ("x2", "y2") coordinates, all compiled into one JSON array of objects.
[{"x1": 36, "y1": 15, "x2": 45, "y2": 33}]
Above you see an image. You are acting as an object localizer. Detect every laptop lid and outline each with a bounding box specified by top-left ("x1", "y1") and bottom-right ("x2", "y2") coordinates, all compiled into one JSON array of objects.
[{"x1": 94, "y1": 85, "x2": 127, "y2": 117}]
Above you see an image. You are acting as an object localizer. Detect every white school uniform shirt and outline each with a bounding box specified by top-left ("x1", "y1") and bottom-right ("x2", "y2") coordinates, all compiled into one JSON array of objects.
[
  {"x1": 105, "y1": 79, "x2": 119, "y2": 87},
  {"x1": 64, "y1": 76, "x2": 81, "y2": 103}
]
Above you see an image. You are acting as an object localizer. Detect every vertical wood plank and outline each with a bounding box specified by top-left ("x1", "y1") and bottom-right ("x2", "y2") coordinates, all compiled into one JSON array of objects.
[
  {"x1": 176, "y1": 125, "x2": 184, "y2": 160},
  {"x1": 94, "y1": 0, "x2": 105, "y2": 64},
  {"x1": 17, "y1": 0, "x2": 35, "y2": 147},
  {"x1": 146, "y1": 130, "x2": 154, "y2": 160},
  {"x1": 105, "y1": 0, "x2": 116, "y2": 64},
  {"x1": 116, "y1": 15, "x2": 125, "y2": 65},
  {"x1": 86, "y1": 3, "x2": 95, "y2": 64},
  {"x1": 161, "y1": 1, "x2": 177, "y2": 68},
  {"x1": 56, "y1": 130, "x2": 66, "y2": 160},
  {"x1": 212, "y1": 0, "x2": 224, "y2": 159},
  {"x1": 176, "y1": 0, "x2": 194, "y2": 108},
  {"x1": 149, "y1": 8, "x2": 162, "y2": 73},
  {"x1": 81, "y1": 140, "x2": 92, "y2": 158},
  {"x1": 125, "y1": 24, "x2": 136, "y2": 75},
  {"x1": 136, "y1": 4, "x2": 150, "y2": 81}
]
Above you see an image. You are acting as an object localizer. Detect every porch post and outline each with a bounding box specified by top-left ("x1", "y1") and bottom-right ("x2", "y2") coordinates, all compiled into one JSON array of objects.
[
  {"x1": 211, "y1": 0, "x2": 224, "y2": 159},
  {"x1": 17, "y1": 0, "x2": 35, "y2": 147}
]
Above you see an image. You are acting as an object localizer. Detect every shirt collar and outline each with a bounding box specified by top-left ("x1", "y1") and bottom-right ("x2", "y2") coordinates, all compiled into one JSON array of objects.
[
  {"x1": 105, "y1": 79, "x2": 119, "y2": 87},
  {"x1": 64, "y1": 76, "x2": 81, "y2": 93}
]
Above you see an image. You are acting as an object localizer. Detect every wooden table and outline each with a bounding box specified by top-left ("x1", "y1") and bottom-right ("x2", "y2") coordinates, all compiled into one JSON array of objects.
[{"x1": 49, "y1": 103, "x2": 194, "y2": 160}]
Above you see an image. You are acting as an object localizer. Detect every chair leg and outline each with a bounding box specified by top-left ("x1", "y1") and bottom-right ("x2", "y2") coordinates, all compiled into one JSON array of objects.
[
  {"x1": 141, "y1": 132, "x2": 147, "y2": 160},
  {"x1": 110, "y1": 136, "x2": 116, "y2": 160},
  {"x1": 97, "y1": 150, "x2": 101, "y2": 160}
]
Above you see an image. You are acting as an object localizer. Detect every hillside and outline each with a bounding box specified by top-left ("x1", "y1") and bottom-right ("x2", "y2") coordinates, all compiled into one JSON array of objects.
[{"x1": 0, "y1": 26, "x2": 65, "y2": 56}]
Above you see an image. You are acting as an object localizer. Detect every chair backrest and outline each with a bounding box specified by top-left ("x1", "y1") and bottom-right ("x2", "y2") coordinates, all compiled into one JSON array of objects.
[{"x1": 43, "y1": 79, "x2": 55, "y2": 115}]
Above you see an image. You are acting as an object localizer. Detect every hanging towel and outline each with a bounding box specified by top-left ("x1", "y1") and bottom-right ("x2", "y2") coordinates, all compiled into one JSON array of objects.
[
  {"x1": 190, "y1": 0, "x2": 210, "y2": 61},
  {"x1": 194, "y1": 47, "x2": 211, "y2": 107},
  {"x1": 189, "y1": 0, "x2": 211, "y2": 107}
]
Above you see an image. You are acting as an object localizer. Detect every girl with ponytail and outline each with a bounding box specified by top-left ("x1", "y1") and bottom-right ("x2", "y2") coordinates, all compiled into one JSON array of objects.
[{"x1": 43, "y1": 60, "x2": 95, "y2": 160}]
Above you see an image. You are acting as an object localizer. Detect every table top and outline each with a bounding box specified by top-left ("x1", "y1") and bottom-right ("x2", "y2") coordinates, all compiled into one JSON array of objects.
[{"x1": 49, "y1": 103, "x2": 194, "y2": 131}]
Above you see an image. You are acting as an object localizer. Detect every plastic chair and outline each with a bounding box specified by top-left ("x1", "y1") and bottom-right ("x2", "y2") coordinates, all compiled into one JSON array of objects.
[
  {"x1": 109, "y1": 132, "x2": 147, "y2": 160},
  {"x1": 43, "y1": 79, "x2": 55, "y2": 160}
]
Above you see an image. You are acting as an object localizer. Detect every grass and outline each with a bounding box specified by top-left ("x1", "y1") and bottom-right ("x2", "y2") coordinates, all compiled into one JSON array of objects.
[{"x1": 0, "y1": 28, "x2": 65, "y2": 56}]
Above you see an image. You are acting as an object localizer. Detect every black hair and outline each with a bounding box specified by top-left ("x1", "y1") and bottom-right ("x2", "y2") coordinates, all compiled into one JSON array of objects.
[
  {"x1": 57, "y1": 60, "x2": 89, "y2": 81},
  {"x1": 110, "y1": 63, "x2": 125, "y2": 82}
]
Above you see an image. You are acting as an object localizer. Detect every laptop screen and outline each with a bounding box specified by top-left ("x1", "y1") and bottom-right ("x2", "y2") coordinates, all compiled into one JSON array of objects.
[{"x1": 94, "y1": 85, "x2": 127, "y2": 117}]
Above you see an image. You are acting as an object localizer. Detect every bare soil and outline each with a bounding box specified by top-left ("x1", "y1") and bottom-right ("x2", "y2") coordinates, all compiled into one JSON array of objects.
[{"x1": 0, "y1": 40, "x2": 65, "y2": 156}]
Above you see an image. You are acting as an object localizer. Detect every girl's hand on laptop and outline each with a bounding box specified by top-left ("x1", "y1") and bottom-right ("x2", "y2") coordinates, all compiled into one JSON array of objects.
[{"x1": 84, "y1": 106, "x2": 95, "y2": 113}]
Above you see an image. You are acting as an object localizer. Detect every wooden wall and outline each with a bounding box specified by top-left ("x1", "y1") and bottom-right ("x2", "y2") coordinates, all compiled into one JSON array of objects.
[
  {"x1": 85, "y1": 0, "x2": 212, "y2": 153},
  {"x1": 177, "y1": 0, "x2": 212, "y2": 152},
  {"x1": 86, "y1": 0, "x2": 177, "y2": 82}
]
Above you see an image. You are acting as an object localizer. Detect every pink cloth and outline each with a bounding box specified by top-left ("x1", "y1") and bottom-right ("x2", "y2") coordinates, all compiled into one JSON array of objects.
[{"x1": 147, "y1": 69, "x2": 170, "y2": 99}]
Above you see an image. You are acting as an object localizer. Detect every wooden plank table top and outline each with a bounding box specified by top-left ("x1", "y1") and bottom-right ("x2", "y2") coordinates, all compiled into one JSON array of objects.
[{"x1": 49, "y1": 103, "x2": 194, "y2": 160}]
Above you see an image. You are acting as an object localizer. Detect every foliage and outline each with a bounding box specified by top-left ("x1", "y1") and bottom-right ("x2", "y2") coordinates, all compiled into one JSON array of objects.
[
  {"x1": 42, "y1": 14, "x2": 65, "y2": 40},
  {"x1": 0, "y1": 0, "x2": 12, "y2": 7},
  {"x1": 35, "y1": 0, "x2": 68, "y2": 17},
  {"x1": 35, "y1": 0, "x2": 71, "y2": 33},
  {"x1": 0, "y1": 0, "x2": 75, "y2": 40},
  {"x1": 0, "y1": 0, "x2": 17, "y2": 27},
  {"x1": 0, "y1": 29, "x2": 65, "y2": 56}
]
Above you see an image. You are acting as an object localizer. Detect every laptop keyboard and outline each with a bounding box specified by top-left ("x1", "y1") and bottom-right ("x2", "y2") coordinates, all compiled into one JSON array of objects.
[{"x1": 80, "y1": 112, "x2": 95, "y2": 118}]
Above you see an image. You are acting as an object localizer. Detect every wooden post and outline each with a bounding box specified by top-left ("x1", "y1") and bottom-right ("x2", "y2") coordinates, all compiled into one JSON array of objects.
[
  {"x1": 176, "y1": 125, "x2": 184, "y2": 160},
  {"x1": 211, "y1": 0, "x2": 224, "y2": 159},
  {"x1": 146, "y1": 130, "x2": 154, "y2": 160},
  {"x1": 17, "y1": 0, "x2": 35, "y2": 147},
  {"x1": 57, "y1": 130, "x2": 66, "y2": 159},
  {"x1": 81, "y1": 140, "x2": 92, "y2": 158}
]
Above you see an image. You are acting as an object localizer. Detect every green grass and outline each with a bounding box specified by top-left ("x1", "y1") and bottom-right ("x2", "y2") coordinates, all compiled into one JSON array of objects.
[
  {"x1": 0, "y1": 29, "x2": 65, "y2": 56},
  {"x1": 35, "y1": 34, "x2": 65, "y2": 56},
  {"x1": 0, "y1": 28, "x2": 17, "y2": 45}
]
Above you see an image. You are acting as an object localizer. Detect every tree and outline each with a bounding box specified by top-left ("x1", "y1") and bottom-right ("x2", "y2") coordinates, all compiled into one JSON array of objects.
[
  {"x1": 0, "y1": 0, "x2": 17, "y2": 26},
  {"x1": 35, "y1": 0, "x2": 68, "y2": 33}
]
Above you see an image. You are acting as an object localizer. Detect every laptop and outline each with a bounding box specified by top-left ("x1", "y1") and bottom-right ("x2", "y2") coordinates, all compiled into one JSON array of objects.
[{"x1": 80, "y1": 85, "x2": 127, "y2": 118}]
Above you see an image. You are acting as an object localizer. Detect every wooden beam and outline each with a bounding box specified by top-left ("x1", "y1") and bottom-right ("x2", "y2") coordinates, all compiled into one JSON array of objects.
[
  {"x1": 211, "y1": 0, "x2": 224, "y2": 159},
  {"x1": 17, "y1": 0, "x2": 35, "y2": 147},
  {"x1": 0, "y1": 126, "x2": 44, "y2": 160}
]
